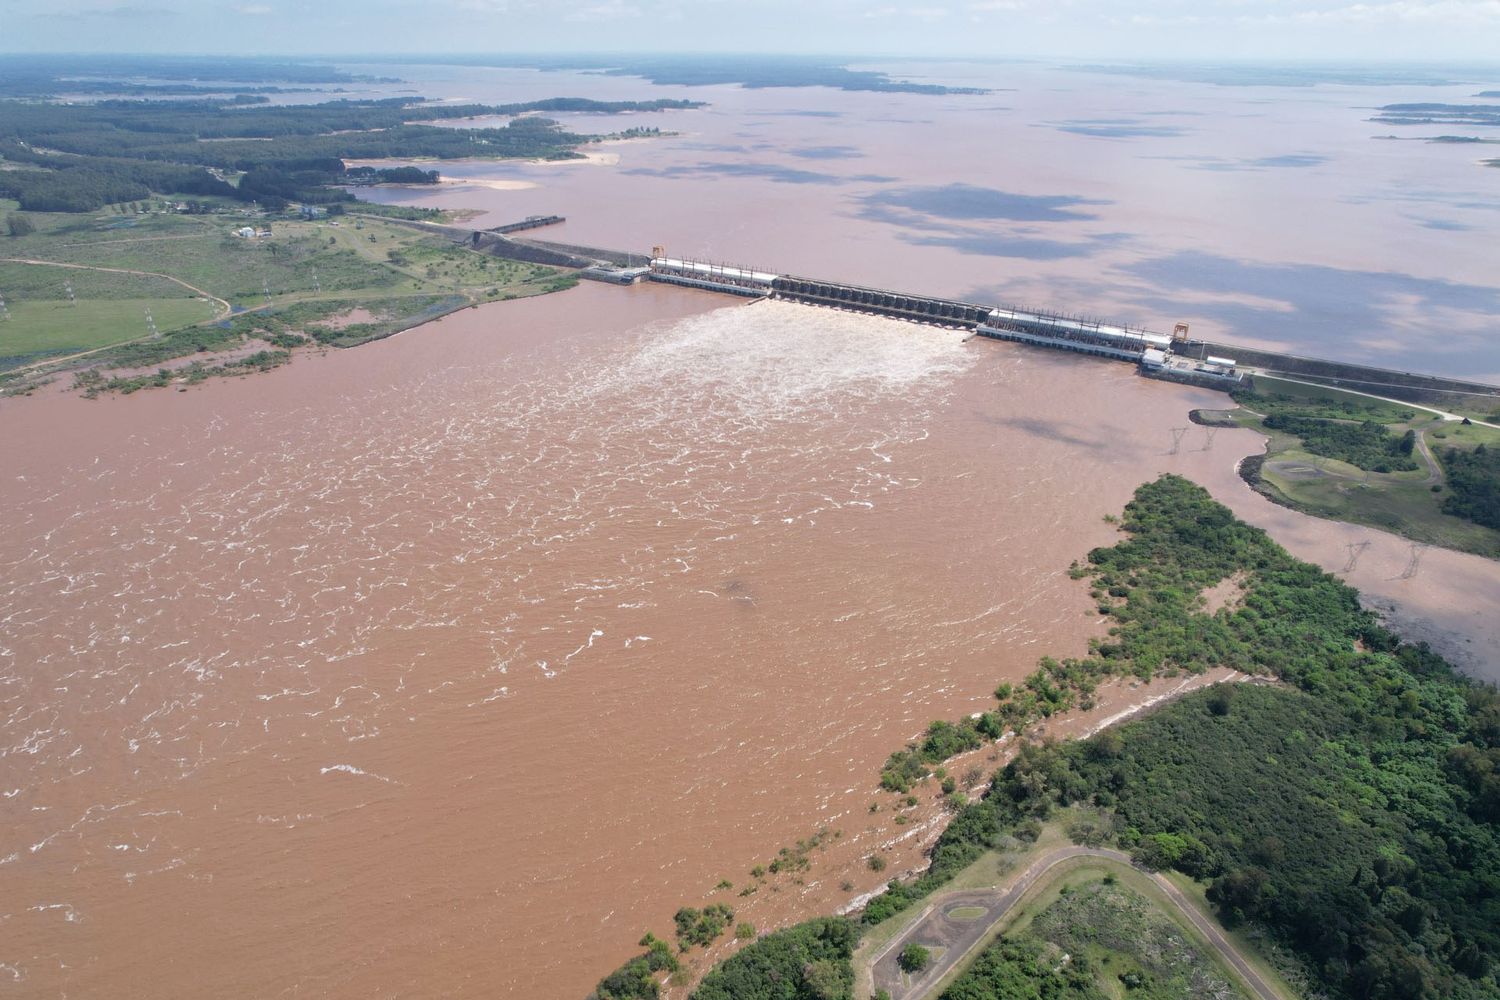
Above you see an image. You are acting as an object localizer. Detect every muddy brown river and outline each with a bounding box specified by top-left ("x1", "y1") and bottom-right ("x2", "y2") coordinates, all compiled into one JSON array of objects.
[
  {"x1": 5, "y1": 59, "x2": 1500, "y2": 999},
  {"x1": 6, "y1": 282, "x2": 1495, "y2": 998}
]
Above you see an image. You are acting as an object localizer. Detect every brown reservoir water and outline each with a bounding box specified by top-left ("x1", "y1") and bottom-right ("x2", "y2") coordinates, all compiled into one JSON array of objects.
[{"x1": 3, "y1": 282, "x2": 1498, "y2": 998}]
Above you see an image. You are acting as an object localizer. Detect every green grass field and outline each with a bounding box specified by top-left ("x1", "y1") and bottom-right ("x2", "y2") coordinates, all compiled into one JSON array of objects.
[
  {"x1": 0, "y1": 297, "x2": 217, "y2": 360},
  {"x1": 0, "y1": 201, "x2": 574, "y2": 384}
]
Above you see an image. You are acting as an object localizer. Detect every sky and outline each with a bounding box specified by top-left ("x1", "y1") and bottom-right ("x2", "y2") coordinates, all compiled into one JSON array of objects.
[{"x1": 4, "y1": 0, "x2": 1500, "y2": 61}]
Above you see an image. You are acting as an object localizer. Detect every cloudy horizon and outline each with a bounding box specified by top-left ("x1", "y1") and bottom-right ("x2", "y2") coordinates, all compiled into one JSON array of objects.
[{"x1": 6, "y1": 0, "x2": 1500, "y2": 63}]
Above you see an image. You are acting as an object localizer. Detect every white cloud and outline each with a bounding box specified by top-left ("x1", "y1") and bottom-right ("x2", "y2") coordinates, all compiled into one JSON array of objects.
[
  {"x1": 1236, "y1": 0, "x2": 1500, "y2": 24},
  {"x1": 565, "y1": 0, "x2": 641, "y2": 19}
]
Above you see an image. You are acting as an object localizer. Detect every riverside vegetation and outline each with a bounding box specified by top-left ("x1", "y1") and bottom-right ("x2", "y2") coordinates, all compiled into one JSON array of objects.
[
  {"x1": 595, "y1": 476, "x2": 1500, "y2": 1000},
  {"x1": 1224, "y1": 379, "x2": 1500, "y2": 557}
]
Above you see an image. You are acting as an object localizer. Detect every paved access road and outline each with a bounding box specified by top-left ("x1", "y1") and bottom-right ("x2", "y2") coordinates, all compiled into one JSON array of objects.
[{"x1": 867, "y1": 846, "x2": 1285, "y2": 1000}]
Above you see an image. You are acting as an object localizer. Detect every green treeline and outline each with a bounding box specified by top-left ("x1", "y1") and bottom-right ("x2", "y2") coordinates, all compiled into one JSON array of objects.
[
  {"x1": 1440, "y1": 444, "x2": 1500, "y2": 530},
  {"x1": 0, "y1": 95, "x2": 701, "y2": 212},
  {"x1": 1261, "y1": 413, "x2": 1418, "y2": 472},
  {"x1": 688, "y1": 917, "x2": 857, "y2": 1000},
  {"x1": 863, "y1": 476, "x2": 1500, "y2": 1000}
]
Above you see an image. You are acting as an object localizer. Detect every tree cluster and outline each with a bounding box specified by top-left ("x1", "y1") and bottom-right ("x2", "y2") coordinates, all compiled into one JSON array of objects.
[
  {"x1": 1262, "y1": 413, "x2": 1418, "y2": 472},
  {"x1": 688, "y1": 917, "x2": 857, "y2": 1000},
  {"x1": 1440, "y1": 444, "x2": 1500, "y2": 531}
]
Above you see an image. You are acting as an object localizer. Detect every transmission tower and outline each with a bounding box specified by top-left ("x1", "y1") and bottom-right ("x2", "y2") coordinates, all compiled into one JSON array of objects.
[
  {"x1": 311, "y1": 269, "x2": 321, "y2": 294},
  {"x1": 64, "y1": 280, "x2": 76, "y2": 306},
  {"x1": 0, "y1": 291, "x2": 9, "y2": 321},
  {"x1": 1200, "y1": 427, "x2": 1219, "y2": 451},
  {"x1": 1400, "y1": 543, "x2": 1428, "y2": 580},
  {"x1": 1342, "y1": 540, "x2": 1370, "y2": 573},
  {"x1": 1169, "y1": 427, "x2": 1189, "y2": 455},
  {"x1": 144, "y1": 308, "x2": 159, "y2": 338},
  {"x1": 263, "y1": 278, "x2": 272, "y2": 305}
]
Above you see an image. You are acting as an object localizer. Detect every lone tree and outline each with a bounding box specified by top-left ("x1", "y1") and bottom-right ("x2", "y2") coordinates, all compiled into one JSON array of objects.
[
  {"x1": 898, "y1": 943, "x2": 931, "y2": 973},
  {"x1": 7, "y1": 214, "x2": 35, "y2": 238}
]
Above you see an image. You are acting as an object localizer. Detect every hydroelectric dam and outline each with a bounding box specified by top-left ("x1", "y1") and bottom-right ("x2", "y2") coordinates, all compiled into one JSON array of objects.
[
  {"x1": 380, "y1": 213, "x2": 1500, "y2": 407},
  {"x1": 611, "y1": 254, "x2": 1243, "y2": 390}
]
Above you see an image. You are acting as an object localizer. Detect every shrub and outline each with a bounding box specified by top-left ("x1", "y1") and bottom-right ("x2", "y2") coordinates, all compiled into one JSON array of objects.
[
  {"x1": 898, "y1": 943, "x2": 931, "y2": 973},
  {"x1": 674, "y1": 904, "x2": 734, "y2": 950}
]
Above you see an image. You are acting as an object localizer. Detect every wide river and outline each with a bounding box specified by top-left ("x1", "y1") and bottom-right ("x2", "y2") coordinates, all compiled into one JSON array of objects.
[{"x1": 3, "y1": 61, "x2": 1499, "y2": 999}]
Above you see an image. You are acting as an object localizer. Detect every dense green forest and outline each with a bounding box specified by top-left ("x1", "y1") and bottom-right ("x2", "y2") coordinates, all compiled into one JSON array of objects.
[
  {"x1": 1440, "y1": 445, "x2": 1500, "y2": 530},
  {"x1": 1260, "y1": 413, "x2": 1418, "y2": 472},
  {"x1": 0, "y1": 94, "x2": 701, "y2": 211},
  {"x1": 862, "y1": 476, "x2": 1500, "y2": 1000}
]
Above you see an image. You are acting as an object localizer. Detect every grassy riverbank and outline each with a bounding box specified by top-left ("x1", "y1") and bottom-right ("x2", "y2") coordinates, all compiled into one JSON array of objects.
[
  {"x1": 0, "y1": 201, "x2": 573, "y2": 394},
  {"x1": 1219, "y1": 377, "x2": 1500, "y2": 558}
]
